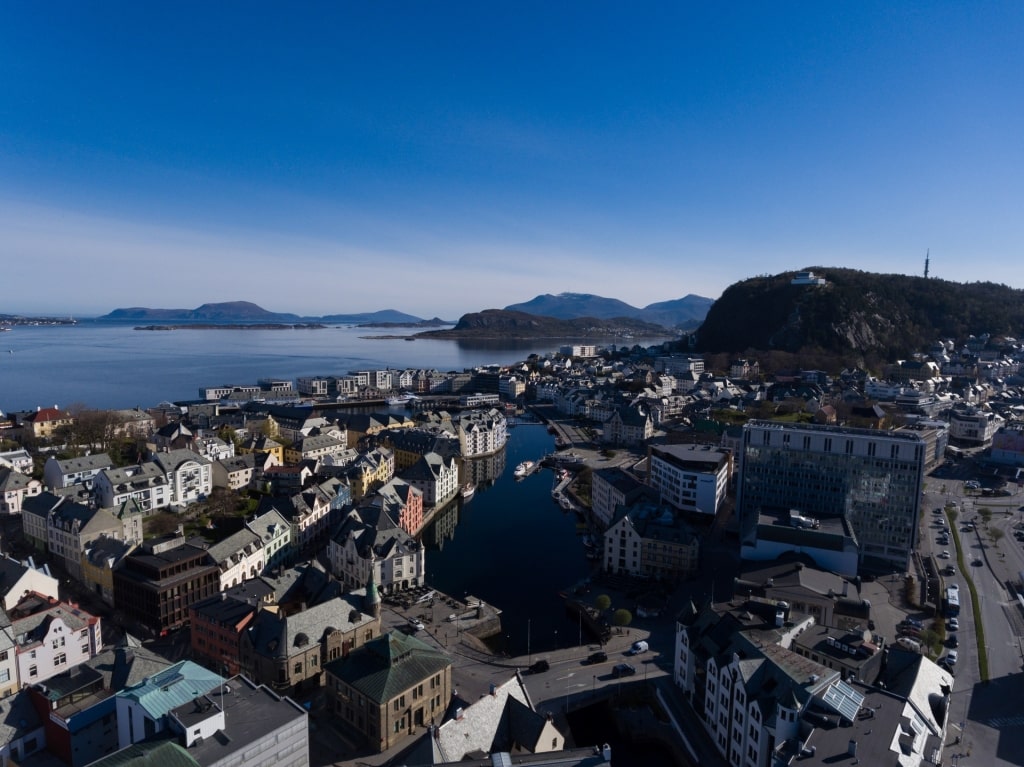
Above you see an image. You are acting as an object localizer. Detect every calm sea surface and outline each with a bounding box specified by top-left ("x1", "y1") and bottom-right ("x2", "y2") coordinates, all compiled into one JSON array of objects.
[
  {"x1": 425, "y1": 423, "x2": 593, "y2": 657},
  {"x1": 0, "y1": 320, "x2": 668, "y2": 411}
]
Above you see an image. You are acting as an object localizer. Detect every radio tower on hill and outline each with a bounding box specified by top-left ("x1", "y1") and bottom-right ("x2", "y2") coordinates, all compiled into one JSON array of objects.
[{"x1": 924, "y1": 249, "x2": 930, "y2": 278}]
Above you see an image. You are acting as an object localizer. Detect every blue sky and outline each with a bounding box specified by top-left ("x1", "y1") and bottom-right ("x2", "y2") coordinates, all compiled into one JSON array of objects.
[{"x1": 2, "y1": 2, "x2": 1022, "y2": 318}]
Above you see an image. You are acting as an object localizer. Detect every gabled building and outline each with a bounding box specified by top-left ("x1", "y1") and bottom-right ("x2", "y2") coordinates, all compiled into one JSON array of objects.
[
  {"x1": 23, "y1": 406, "x2": 75, "y2": 440},
  {"x1": 189, "y1": 579, "x2": 275, "y2": 677},
  {"x1": 93, "y1": 462, "x2": 170, "y2": 513},
  {"x1": 602, "y1": 406, "x2": 653, "y2": 446},
  {"x1": 211, "y1": 452, "x2": 256, "y2": 491},
  {"x1": 284, "y1": 431, "x2": 348, "y2": 465},
  {"x1": 456, "y1": 408, "x2": 509, "y2": 457},
  {"x1": 9, "y1": 594, "x2": 103, "y2": 687},
  {"x1": 329, "y1": 504, "x2": 425, "y2": 595},
  {"x1": 150, "y1": 449, "x2": 213, "y2": 509},
  {"x1": 245, "y1": 508, "x2": 292, "y2": 574},
  {"x1": 241, "y1": 592, "x2": 380, "y2": 694},
  {"x1": 43, "y1": 453, "x2": 115, "y2": 492},
  {"x1": 46, "y1": 497, "x2": 144, "y2": 581},
  {"x1": 82, "y1": 536, "x2": 137, "y2": 606},
  {"x1": 150, "y1": 421, "x2": 195, "y2": 452},
  {"x1": 603, "y1": 502, "x2": 699, "y2": 581},
  {"x1": 346, "y1": 447, "x2": 395, "y2": 501},
  {"x1": 0, "y1": 466, "x2": 42, "y2": 515},
  {"x1": 403, "y1": 674, "x2": 565, "y2": 764},
  {"x1": 324, "y1": 631, "x2": 452, "y2": 752},
  {"x1": 0, "y1": 553, "x2": 58, "y2": 611},
  {"x1": 401, "y1": 452, "x2": 458, "y2": 509},
  {"x1": 207, "y1": 528, "x2": 265, "y2": 591},
  {"x1": 238, "y1": 433, "x2": 285, "y2": 464}
]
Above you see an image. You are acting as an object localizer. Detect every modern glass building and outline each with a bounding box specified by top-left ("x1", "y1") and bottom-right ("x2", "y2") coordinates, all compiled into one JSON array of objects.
[{"x1": 738, "y1": 421, "x2": 926, "y2": 573}]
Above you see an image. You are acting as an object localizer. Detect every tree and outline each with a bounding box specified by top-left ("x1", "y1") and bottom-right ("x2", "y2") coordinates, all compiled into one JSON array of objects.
[
  {"x1": 989, "y1": 528, "x2": 1004, "y2": 547},
  {"x1": 612, "y1": 609, "x2": 633, "y2": 627},
  {"x1": 595, "y1": 594, "x2": 612, "y2": 611},
  {"x1": 978, "y1": 507, "x2": 993, "y2": 525}
]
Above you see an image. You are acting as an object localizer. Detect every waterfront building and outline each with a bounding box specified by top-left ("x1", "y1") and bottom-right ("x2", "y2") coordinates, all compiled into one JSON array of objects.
[
  {"x1": 646, "y1": 443, "x2": 731, "y2": 518},
  {"x1": 602, "y1": 501, "x2": 699, "y2": 581},
  {"x1": 324, "y1": 631, "x2": 451, "y2": 753},
  {"x1": 329, "y1": 503, "x2": 424, "y2": 594},
  {"x1": 401, "y1": 452, "x2": 458, "y2": 509},
  {"x1": 456, "y1": 408, "x2": 508, "y2": 457},
  {"x1": 737, "y1": 421, "x2": 926, "y2": 574}
]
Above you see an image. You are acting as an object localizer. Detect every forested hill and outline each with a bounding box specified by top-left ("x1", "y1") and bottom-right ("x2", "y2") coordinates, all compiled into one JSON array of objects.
[{"x1": 695, "y1": 268, "x2": 1024, "y2": 358}]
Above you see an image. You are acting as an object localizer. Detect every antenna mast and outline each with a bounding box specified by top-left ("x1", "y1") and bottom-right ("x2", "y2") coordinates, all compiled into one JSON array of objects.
[{"x1": 924, "y1": 249, "x2": 930, "y2": 279}]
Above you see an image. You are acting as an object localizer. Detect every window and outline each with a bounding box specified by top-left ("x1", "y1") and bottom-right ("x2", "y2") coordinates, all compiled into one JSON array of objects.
[
  {"x1": 29, "y1": 665, "x2": 38, "y2": 678},
  {"x1": 294, "y1": 662, "x2": 302, "y2": 675},
  {"x1": 54, "y1": 653, "x2": 67, "y2": 666}
]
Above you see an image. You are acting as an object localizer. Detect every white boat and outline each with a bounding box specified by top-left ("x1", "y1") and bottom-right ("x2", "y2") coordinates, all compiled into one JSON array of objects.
[
  {"x1": 460, "y1": 483, "x2": 476, "y2": 500},
  {"x1": 514, "y1": 460, "x2": 535, "y2": 478},
  {"x1": 386, "y1": 393, "x2": 418, "y2": 405}
]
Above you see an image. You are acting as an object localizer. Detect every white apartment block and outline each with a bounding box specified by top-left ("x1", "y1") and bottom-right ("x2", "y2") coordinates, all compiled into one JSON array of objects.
[
  {"x1": 151, "y1": 449, "x2": 214, "y2": 507},
  {"x1": 657, "y1": 355, "x2": 705, "y2": 377},
  {"x1": 647, "y1": 444, "x2": 731, "y2": 517},
  {"x1": 457, "y1": 409, "x2": 509, "y2": 458},
  {"x1": 591, "y1": 468, "x2": 646, "y2": 530},
  {"x1": 94, "y1": 463, "x2": 170, "y2": 512}
]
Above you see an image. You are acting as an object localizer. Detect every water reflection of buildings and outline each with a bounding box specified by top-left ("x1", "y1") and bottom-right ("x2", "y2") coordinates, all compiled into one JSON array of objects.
[
  {"x1": 462, "y1": 447, "x2": 507, "y2": 488},
  {"x1": 423, "y1": 496, "x2": 461, "y2": 551},
  {"x1": 425, "y1": 447, "x2": 507, "y2": 551}
]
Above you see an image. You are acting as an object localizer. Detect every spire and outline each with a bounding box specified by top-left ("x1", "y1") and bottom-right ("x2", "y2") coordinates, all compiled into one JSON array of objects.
[{"x1": 365, "y1": 565, "x2": 381, "y2": 620}]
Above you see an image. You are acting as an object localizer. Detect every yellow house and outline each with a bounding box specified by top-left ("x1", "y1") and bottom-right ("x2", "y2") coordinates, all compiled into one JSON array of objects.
[
  {"x1": 239, "y1": 433, "x2": 285, "y2": 463},
  {"x1": 82, "y1": 537, "x2": 136, "y2": 606},
  {"x1": 347, "y1": 447, "x2": 395, "y2": 501},
  {"x1": 24, "y1": 406, "x2": 75, "y2": 440}
]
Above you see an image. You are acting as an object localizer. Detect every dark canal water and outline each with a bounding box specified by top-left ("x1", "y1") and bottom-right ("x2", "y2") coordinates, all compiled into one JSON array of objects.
[{"x1": 422, "y1": 423, "x2": 594, "y2": 657}]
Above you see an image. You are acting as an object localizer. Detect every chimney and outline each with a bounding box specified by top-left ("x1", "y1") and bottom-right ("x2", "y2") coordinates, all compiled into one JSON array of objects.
[
  {"x1": 455, "y1": 707, "x2": 464, "y2": 720},
  {"x1": 489, "y1": 683, "x2": 496, "y2": 696},
  {"x1": 602, "y1": 743, "x2": 612, "y2": 762},
  {"x1": 848, "y1": 739, "x2": 857, "y2": 757},
  {"x1": 842, "y1": 580, "x2": 849, "y2": 597}
]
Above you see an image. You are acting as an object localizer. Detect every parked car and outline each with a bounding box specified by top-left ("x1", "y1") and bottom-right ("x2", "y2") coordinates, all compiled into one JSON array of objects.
[
  {"x1": 585, "y1": 651, "x2": 608, "y2": 665},
  {"x1": 947, "y1": 634, "x2": 959, "y2": 648},
  {"x1": 945, "y1": 649, "x2": 959, "y2": 665},
  {"x1": 408, "y1": 618, "x2": 426, "y2": 632},
  {"x1": 528, "y1": 659, "x2": 550, "y2": 674},
  {"x1": 627, "y1": 640, "x2": 649, "y2": 655},
  {"x1": 612, "y1": 663, "x2": 636, "y2": 677},
  {"x1": 948, "y1": 617, "x2": 960, "y2": 631},
  {"x1": 940, "y1": 550, "x2": 951, "y2": 559}
]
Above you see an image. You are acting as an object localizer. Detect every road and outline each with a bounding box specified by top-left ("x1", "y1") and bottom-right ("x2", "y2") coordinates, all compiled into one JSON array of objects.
[{"x1": 921, "y1": 465, "x2": 1024, "y2": 767}]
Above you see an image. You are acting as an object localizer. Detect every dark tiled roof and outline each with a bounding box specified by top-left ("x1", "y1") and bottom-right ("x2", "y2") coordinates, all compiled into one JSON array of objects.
[{"x1": 324, "y1": 631, "x2": 450, "y2": 705}]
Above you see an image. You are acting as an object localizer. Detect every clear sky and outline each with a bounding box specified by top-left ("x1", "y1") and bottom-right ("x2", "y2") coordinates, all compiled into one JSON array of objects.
[{"x1": 2, "y1": 2, "x2": 1022, "y2": 318}]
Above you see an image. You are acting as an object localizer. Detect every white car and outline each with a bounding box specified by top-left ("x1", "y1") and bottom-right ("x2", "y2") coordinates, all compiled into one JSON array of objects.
[
  {"x1": 408, "y1": 618, "x2": 426, "y2": 631},
  {"x1": 945, "y1": 649, "x2": 959, "y2": 665},
  {"x1": 940, "y1": 550, "x2": 950, "y2": 559},
  {"x1": 948, "y1": 617, "x2": 960, "y2": 630}
]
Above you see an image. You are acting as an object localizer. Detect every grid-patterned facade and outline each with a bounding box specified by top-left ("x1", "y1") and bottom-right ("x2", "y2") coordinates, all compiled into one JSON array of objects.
[{"x1": 738, "y1": 421, "x2": 925, "y2": 572}]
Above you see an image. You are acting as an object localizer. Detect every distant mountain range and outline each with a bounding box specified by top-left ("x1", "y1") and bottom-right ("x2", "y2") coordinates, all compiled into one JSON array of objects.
[
  {"x1": 100, "y1": 302, "x2": 428, "y2": 325},
  {"x1": 504, "y1": 292, "x2": 714, "y2": 328}
]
